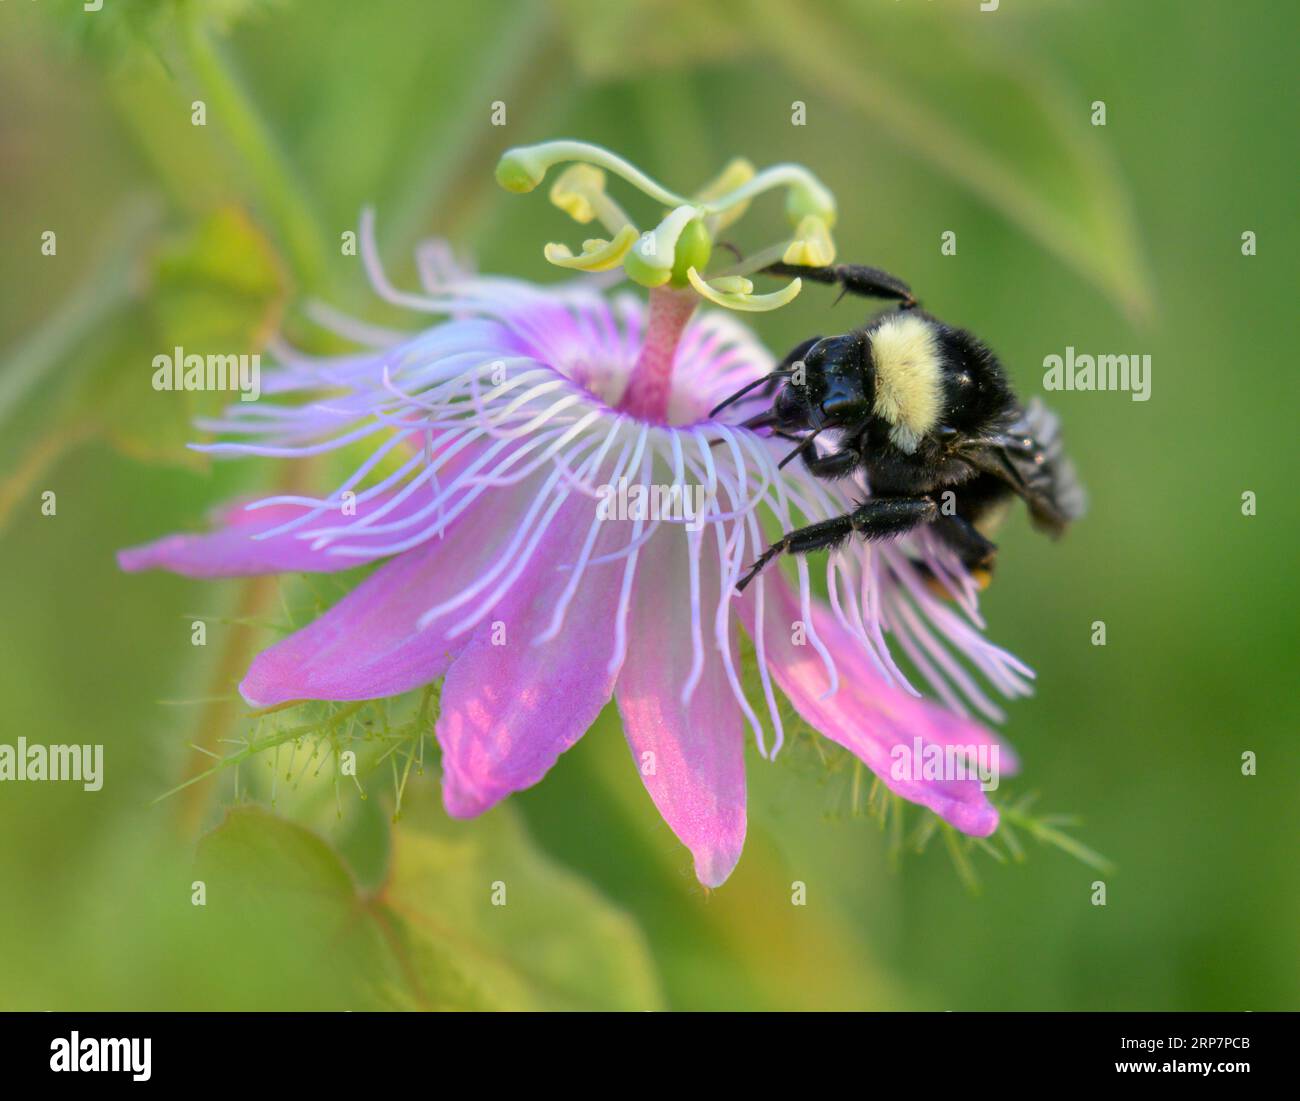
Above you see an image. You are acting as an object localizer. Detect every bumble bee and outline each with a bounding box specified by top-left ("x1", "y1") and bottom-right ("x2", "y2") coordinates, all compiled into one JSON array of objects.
[{"x1": 714, "y1": 261, "x2": 1084, "y2": 593}]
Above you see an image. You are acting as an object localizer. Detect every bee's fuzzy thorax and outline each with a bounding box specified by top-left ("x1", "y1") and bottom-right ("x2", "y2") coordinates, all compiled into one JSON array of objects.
[{"x1": 867, "y1": 313, "x2": 944, "y2": 452}]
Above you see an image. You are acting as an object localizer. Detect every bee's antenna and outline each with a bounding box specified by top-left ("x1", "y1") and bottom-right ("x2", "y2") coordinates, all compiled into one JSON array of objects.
[
  {"x1": 715, "y1": 241, "x2": 744, "y2": 263},
  {"x1": 739, "y1": 410, "x2": 780, "y2": 431},
  {"x1": 708, "y1": 371, "x2": 791, "y2": 419},
  {"x1": 708, "y1": 411, "x2": 776, "y2": 449}
]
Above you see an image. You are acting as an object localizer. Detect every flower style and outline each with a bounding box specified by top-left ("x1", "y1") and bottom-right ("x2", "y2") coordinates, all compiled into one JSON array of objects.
[{"x1": 121, "y1": 144, "x2": 1033, "y2": 887}]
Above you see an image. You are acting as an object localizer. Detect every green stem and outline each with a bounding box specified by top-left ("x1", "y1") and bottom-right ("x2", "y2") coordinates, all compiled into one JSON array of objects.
[{"x1": 179, "y1": 7, "x2": 329, "y2": 291}]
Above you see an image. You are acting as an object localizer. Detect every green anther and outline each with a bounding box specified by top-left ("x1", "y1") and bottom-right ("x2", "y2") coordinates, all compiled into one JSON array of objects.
[
  {"x1": 624, "y1": 244, "x2": 673, "y2": 288},
  {"x1": 495, "y1": 152, "x2": 544, "y2": 193},
  {"x1": 669, "y1": 219, "x2": 713, "y2": 288}
]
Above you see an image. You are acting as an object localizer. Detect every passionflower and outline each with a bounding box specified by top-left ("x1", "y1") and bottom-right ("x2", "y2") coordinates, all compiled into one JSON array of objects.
[{"x1": 121, "y1": 144, "x2": 1032, "y2": 886}]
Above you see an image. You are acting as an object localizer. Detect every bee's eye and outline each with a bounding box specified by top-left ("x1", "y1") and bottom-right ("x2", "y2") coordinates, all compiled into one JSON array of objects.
[
  {"x1": 774, "y1": 382, "x2": 806, "y2": 426},
  {"x1": 801, "y1": 340, "x2": 827, "y2": 370}
]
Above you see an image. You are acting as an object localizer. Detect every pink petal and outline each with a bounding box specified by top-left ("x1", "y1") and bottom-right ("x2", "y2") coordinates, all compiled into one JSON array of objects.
[
  {"x1": 118, "y1": 500, "x2": 363, "y2": 578},
  {"x1": 739, "y1": 574, "x2": 1008, "y2": 837},
  {"x1": 436, "y1": 495, "x2": 626, "y2": 818},
  {"x1": 238, "y1": 477, "x2": 538, "y2": 707},
  {"x1": 614, "y1": 531, "x2": 746, "y2": 887},
  {"x1": 118, "y1": 442, "x2": 482, "y2": 578}
]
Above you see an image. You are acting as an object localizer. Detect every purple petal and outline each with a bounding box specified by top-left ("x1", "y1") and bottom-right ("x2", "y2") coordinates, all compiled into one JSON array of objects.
[
  {"x1": 118, "y1": 500, "x2": 368, "y2": 578},
  {"x1": 740, "y1": 575, "x2": 1009, "y2": 836},
  {"x1": 436, "y1": 496, "x2": 626, "y2": 818},
  {"x1": 614, "y1": 532, "x2": 746, "y2": 887},
  {"x1": 238, "y1": 479, "x2": 534, "y2": 707},
  {"x1": 118, "y1": 441, "x2": 484, "y2": 578}
]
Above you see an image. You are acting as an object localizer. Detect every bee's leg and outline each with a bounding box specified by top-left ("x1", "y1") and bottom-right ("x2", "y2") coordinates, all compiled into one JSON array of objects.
[
  {"x1": 735, "y1": 495, "x2": 937, "y2": 592},
  {"x1": 784, "y1": 416, "x2": 869, "y2": 475},
  {"x1": 755, "y1": 429, "x2": 854, "y2": 475},
  {"x1": 760, "y1": 261, "x2": 917, "y2": 308},
  {"x1": 800, "y1": 445, "x2": 860, "y2": 479},
  {"x1": 915, "y1": 515, "x2": 998, "y2": 595},
  {"x1": 932, "y1": 514, "x2": 998, "y2": 571}
]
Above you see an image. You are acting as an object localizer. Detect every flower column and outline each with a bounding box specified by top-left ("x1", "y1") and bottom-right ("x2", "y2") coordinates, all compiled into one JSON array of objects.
[{"x1": 617, "y1": 287, "x2": 697, "y2": 422}]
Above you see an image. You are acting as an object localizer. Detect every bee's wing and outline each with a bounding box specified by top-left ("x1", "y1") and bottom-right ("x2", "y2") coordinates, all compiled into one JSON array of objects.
[{"x1": 956, "y1": 399, "x2": 1086, "y2": 535}]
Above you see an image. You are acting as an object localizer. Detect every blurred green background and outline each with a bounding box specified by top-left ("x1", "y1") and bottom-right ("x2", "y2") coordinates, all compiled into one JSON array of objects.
[{"x1": 0, "y1": 0, "x2": 1295, "y2": 1010}]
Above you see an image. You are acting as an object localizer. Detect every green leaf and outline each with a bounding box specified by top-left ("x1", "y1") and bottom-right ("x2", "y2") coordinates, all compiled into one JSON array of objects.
[
  {"x1": 196, "y1": 802, "x2": 665, "y2": 1011},
  {"x1": 150, "y1": 204, "x2": 287, "y2": 352},
  {"x1": 194, "y1": 805, "x2": 400, "y2": 1009},
  {"x1": 0, "y1": 202, "x2": 286, "y2": 495},
  {"x1": 79, "y1": 307, "x2": 210, "y2": 470},
  {"x1": 378, "y1": 800, "x2": 665, "y2": 1010},
  {"x1": 91, "y1": 204, "x2": 286, "y2": 466}
]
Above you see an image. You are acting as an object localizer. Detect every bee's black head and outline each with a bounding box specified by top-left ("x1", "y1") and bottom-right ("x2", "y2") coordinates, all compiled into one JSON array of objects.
[
  {"x1": 772, "y1": 371, "x2": 813, "y2": 428},
  {"x1": 774, "y1": 333, "x2": 873, "y2": 430}
]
